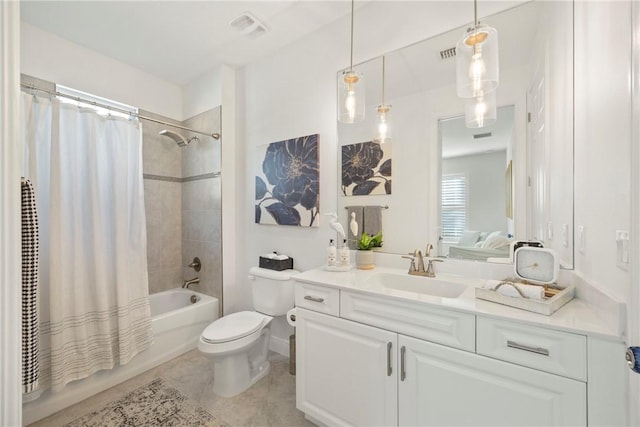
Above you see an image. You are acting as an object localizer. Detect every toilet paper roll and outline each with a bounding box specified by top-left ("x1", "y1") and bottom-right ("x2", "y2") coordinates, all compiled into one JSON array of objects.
[
  {"x1": 483, "y1": 280, "x2": 544, "y2": 300},
  {"x1": 286, "y1": 308, "x2": 297, "y2": 327}
]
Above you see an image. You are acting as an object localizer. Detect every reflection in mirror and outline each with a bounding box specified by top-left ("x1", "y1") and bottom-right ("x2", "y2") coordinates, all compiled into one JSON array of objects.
[
  {"x1": 440, "y1": 106, "x2": 514, "y2": 261},
  {"x1": 336, "y1": 1, "x2": 574, "y2": 268}
]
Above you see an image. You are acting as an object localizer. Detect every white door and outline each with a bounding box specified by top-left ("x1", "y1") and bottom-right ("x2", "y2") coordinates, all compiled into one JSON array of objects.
[
  {"x1": 398, "y1": 335, "x2": 586, "y2": 426},
  {"x1": 296, "y1": 308, "x2": 398, "y2": 427}
]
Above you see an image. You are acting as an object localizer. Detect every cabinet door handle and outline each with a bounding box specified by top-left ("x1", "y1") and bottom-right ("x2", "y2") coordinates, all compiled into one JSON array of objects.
[
  {"x1": 387, "y1": 342, "x2": 392, "y2": 376},
  {"x1": 304, "y1": 295, "x2": 324, "y2": 303},
  {"x1": 507, "y1": 340, "x2": 550, "y2": 356},
  {"x1": 400, "y1": 346, "x2": 406, "y2": 381}
]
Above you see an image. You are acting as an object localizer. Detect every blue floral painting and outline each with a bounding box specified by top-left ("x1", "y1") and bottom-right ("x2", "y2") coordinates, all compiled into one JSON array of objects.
[
  {"x1": 255, "y1": 134, "x2": 320, "y2": 227},
  {"x1": 342, "y1": 141, "x2": 392, "y2": 196}
]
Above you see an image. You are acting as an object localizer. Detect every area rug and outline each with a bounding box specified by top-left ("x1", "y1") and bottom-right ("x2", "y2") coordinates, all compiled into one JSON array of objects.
[{"x1": 65, "y1": 378, "x2": 223, "y2": 427}]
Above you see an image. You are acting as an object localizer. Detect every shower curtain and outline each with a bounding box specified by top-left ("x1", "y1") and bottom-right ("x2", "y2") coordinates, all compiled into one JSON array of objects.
[{"x1": 21, "y1": 92, "x2": 153, "y2": 392}]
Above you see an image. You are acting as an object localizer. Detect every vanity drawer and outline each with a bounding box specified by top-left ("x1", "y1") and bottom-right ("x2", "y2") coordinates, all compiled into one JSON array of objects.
[
  {"x1": 295, "y1": 283, "x2": 340, "y2": 316},
  {"x1": 476, "y1": 317, "x2": 587, "y2": 381},
  {"x1": 341, "y1": 291, "x2": 475, "y2": 352}
]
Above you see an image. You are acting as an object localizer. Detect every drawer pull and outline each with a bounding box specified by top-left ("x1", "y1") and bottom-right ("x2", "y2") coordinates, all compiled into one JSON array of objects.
[
  {"x1": 304, "y1": 295, "x2": 325, "y2": 303},
  {"x1": 507, "y1": 340, "x2": 550, "y2": 356},
  {"x1": 387, "y1": 342, "x2": 392, "y2": 376},
  {"x1": 400, "y1": 346, "x2": 406, "y2": 381}
]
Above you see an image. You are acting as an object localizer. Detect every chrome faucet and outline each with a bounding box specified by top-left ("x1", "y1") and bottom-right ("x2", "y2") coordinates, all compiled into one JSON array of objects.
[
  {"x1": 425, "y1": 243, "x2": 433, "y2": 257},
  {"x1": 402, "y1": 249, "x2": 428, "y2": 276},
  {"x1": 414, "y1": 249, "x2": 425, "y2": 273},
  {"x1": 182, "y1": 277, "x2": 199, "y2": 288},
  {"x1": 425, "y1": 258, "x2": 443, "y2": 278},
  {"x1": 402, "y1": 249, "x2": 443, "y2": 277}
]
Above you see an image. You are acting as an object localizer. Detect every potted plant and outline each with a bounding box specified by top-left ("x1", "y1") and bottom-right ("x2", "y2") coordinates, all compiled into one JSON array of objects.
[{"x1": 355, "y1": 231, "x2": 383, "y2": 270}]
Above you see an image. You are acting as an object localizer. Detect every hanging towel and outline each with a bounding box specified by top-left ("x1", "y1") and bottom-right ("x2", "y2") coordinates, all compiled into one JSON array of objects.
[
  {"x1": 346, "y1": 206, "x2": 364, "y2": 249},
  {"x1": 363, "y1": 205, "x2": 383, "y2": 238},
  {"x1": 21, "y1": 178, "x2": 40, "y2": 395}
]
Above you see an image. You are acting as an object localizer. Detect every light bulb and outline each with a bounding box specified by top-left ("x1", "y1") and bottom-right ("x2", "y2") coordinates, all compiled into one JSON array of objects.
[
  {"x1": 375, "y1": 105, "x2": 391, "y2": 143},
  {"x1": 345, "y1": 87, "x2": 356, "y2": 122},
  {"x1": 469, "y1": 51, "x2": 486, "y2": 97},
  {"x1": 474, "y1": 96, "x2": 487, "y2": 128},
  {"x1": 378, "y1": 117, "x2": 388, "y2": 143}
]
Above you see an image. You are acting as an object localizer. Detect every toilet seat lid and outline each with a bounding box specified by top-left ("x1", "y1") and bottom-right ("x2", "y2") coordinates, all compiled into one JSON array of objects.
[{"x1": 201, "y1": 311, "x2": 267, "y2": 344}]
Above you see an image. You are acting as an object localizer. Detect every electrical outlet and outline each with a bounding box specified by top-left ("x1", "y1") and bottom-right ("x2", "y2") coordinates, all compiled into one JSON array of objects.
[
  {"x1": 547, "y1": 222, "x2": 553, "y2": 240},
  {"x1": 616, "y1": 230, "x2": 630, "y2": 269},
  {"x1": 562, "y1": 224, "x2": 569, "y2": 247}
]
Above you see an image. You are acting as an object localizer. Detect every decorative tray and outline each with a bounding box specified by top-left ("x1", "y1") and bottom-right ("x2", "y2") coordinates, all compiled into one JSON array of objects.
[{"x1": 475, "y1": 283, "x2": 575, "y2": 316}]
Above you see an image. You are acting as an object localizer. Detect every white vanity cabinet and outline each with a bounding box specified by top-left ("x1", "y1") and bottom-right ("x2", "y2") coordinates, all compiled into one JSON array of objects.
[
  {"x1": 295, "y1": 283, "x2": 590, "y2": 427},
  {"x1": 399, "y1": 334, "x2": 586, "y2": 426},
  {"x1": 295, "y1": 308, "x2": 398, "y2": 426}
]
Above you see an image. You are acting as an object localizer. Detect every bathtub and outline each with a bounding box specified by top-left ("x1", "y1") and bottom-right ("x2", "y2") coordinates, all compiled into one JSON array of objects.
[{"x1": 22, "y1": 289, "x2": 218, "y2": 425}]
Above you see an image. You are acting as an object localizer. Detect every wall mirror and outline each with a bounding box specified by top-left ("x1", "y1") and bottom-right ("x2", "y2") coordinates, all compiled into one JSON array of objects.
[{"x1": 337, "y1": 1, "x2": 574, "y2": 268}]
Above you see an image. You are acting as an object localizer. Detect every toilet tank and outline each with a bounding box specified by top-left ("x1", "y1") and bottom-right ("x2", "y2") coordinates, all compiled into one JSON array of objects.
[{"x1": 249, "y1": 266, "x2": 299, "y2": 316}]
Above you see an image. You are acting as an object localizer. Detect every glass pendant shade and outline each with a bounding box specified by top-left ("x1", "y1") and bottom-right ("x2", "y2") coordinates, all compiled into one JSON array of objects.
[
  {"x1": 456, "y1": 24, "x2": 499, "y2": 98},
  {"x1": 375, "y1": 104, "x2": 391, "y2": 143},
  {"x1": 465, "y1": 90, "x2": 496, "y2": 128},
  {"x1": 338, "y1": 70, "x2": 365, "y2": 124}
]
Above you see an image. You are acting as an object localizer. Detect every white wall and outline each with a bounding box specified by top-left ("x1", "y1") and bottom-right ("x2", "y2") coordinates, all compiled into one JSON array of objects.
[
  {"x1": 574, "y1": 1, "x2": 632, "y2": 304},
  {"x1": 238, "y1": 1, "x2": 527, "y2": 344},
  {"x1": 21, "y1": 22, "x2": 182, "y2": 120}
]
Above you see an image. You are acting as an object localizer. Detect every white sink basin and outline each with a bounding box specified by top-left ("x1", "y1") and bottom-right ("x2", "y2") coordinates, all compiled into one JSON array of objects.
[{"x1": 368, "y1": 272, "x2": 468, "y2": 298}]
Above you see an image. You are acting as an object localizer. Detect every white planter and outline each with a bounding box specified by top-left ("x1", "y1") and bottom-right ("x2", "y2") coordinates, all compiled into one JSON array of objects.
[{"x1": 355, "y1": 250, "x2": 375, "y2": 270}]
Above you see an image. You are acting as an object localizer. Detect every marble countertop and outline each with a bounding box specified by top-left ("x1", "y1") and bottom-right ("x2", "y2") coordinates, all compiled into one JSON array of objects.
[{"x1": 294, "y1": 265, "x2": 624, "y2": 341}]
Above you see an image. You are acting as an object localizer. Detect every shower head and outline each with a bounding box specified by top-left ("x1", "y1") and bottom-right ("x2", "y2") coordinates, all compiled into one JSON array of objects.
[{"x1": 159, "y1": 129, "x2": 199, "y2": 147}]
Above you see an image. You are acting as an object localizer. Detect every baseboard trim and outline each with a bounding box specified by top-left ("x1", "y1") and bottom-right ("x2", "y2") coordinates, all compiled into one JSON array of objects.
[{"x1": 269, "y1": 335, "x2": 290, "y2": 357}]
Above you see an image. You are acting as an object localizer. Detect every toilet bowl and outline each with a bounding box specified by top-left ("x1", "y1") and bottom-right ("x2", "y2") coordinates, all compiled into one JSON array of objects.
[{"x1": 198, "y1": 266, "x2": 298, "y2": 397}]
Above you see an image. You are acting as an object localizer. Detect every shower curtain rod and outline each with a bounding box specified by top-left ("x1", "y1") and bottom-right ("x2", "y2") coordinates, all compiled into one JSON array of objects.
[{"x1": 20, "y1": 83, "x2": 221, "y2": 140}]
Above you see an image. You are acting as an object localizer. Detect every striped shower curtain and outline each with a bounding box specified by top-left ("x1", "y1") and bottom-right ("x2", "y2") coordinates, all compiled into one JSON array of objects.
[{"x1": 21, "y1": 92, "x2": 153, "y2": 392}]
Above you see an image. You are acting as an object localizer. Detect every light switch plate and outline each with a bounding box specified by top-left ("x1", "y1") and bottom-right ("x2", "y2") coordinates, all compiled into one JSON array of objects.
[
  {"x1": 616, "y1": 230, "x2": 629, "y2": 269},
  {"x1": 577, "y1": 225, "x2": 585, "y2": 253}
]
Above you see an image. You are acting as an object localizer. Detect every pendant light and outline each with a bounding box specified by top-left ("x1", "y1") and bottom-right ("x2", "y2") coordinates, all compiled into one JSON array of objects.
[
  {"x1": 456, "y1": 0, "x2": 499, "y2": 98},
  {"x1": 465, "y1": 90, "x2": 496, "y2": 128},
  {"x1": 375, "y1": 56, "x2": 391, "y2": 143},
  {"x1": 338, "y1": 0, "x2": 365, "y2": 124}
]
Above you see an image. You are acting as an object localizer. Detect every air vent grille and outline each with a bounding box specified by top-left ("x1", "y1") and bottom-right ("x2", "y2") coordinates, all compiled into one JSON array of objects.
[
  {"x1": 473, "y1": 132, "x2": 492, "y2": 139},
  {"x1": 229, "y1": 12, "x2": 268, "y2": 37},
  {"x1": 440, "y1": 47, "x2": 456, "y2": 59}
]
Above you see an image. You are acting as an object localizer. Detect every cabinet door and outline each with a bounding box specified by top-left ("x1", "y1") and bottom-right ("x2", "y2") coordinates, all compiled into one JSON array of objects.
[
  {"x1": 296, "y1": 308, "x2": 398, "y2": 427},
  {"x1": 398, "y1": 335, "x2": 586, "y2": 427}
]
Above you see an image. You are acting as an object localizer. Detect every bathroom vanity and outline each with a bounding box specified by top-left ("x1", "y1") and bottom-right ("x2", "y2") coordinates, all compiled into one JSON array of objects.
[{"x1": 293, "y1": 266, "x2": 628, "y2": 427}]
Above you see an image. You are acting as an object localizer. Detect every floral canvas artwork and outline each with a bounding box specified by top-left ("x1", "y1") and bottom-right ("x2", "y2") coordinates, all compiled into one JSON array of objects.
[
  {"x1": 341, "y1": 141, "x2": 392, "y2": 196},
  {"x1": 255, "y1": 134, "x2": 320, "y2": 227}
]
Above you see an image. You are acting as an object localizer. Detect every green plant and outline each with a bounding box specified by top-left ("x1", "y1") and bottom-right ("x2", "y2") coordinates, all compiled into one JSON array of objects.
[{"x1": 357, "y1": 231, "x2": 383, "y2": 250}]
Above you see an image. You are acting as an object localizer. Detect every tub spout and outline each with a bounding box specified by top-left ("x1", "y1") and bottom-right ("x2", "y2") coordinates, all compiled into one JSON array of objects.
[{"x1": 182, "y1": 277, "x2": 199, "y2": 288}]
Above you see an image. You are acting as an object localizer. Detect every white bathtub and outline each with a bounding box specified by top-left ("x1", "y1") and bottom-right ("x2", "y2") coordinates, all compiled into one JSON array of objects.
[{"x1": 22, "y1": 289, "x2": 218, "y2": 425}]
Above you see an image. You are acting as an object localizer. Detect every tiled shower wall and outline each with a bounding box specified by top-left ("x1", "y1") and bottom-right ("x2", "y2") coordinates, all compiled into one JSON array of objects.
[
  {"x1": 142, "y1": 107, "x2": 222, "y2": 306},
  {"x1": 181, "y1": 108, "x2": 222, "y2": 304}
]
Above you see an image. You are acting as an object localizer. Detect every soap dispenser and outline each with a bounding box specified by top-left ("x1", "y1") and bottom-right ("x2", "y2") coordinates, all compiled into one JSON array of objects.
[
  {"x1": 327, "y1": 239, "x2": 337, "y2": 267},
  {"x1": 339, "y1": 239, "x2": 350, "y2": 266}
]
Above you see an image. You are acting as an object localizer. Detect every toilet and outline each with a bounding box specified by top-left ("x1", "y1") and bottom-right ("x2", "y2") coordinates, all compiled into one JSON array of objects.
[{"x1": 198, "y1": 266, "x2": 299, "y2": 397}]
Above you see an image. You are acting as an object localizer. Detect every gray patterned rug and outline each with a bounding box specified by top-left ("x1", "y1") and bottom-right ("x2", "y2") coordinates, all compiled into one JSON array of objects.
[{"x1": 65, "y1": 378, "x2": 223, "y2": 427}]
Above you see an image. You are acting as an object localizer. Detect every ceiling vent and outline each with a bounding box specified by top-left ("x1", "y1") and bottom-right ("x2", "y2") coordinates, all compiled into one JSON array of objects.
[
  {"x1": 229, "y1": 12, "x2": 268, "y2": 37},
  {"x1": 473, "y1": 132, "x2": 493, "y2": 139},
  {"x1": 439, "y1": 47, "x2": 456, "y2": 60}
]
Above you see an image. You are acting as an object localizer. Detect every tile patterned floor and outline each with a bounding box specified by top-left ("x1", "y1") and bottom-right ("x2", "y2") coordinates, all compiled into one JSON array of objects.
[{"x1": 27, "y1": 350, "x2": 315, "y2": 427}]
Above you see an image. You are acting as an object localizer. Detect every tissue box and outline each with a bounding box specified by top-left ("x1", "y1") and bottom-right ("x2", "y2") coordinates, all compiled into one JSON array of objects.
[{"x1": 259, "y1": 256, "x2": 294, "y2": 271}]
